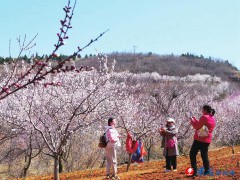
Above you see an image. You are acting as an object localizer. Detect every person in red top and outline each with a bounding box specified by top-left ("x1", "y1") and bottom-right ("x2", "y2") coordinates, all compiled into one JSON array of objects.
[{"x1": 189, "y1": 105, "x2": 216, "y2": 176}]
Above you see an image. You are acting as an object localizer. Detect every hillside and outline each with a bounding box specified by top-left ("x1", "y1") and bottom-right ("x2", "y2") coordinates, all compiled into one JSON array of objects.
[
  {"x1": 75, "y1": 53, "x2": 240, "y2": 87},
  {"x1": 0, "y1": 52, "x2": 239, "y2": 180},
  {"x1": 1, "y1": 52, "x2": 239, "y2": 86},
  {"x1": 15, "y1": 146, "x2": 240, "y2": 180}
]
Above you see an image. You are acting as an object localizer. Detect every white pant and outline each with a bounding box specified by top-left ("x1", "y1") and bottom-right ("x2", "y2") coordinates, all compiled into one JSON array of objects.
[{"x1": 105, "y1": 146, "x2": 117, "y2": 176}]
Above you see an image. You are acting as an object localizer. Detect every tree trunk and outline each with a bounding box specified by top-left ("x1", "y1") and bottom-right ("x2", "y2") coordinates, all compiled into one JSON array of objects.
[
  {"x1": 20, "y1": 131, "x2": 34, "y2": 178},
  {"x1": 21, "y1": 155, "x2": 31, "y2": 178},
  {"x1": 231, "y1": 145, "x2": 235, "y2": 155},
  {"x1": 54, "y1": 156, "x2": 60, "y2": 180},
  {"x1": 21, "y1": 168, "x2": 27, "y2": 179},
  {"x1": 91, "y1": 149, "x2": 102, "y2": 168},
  {"x1": 231, "y1": 144, "x2": 235, "y2": 159},
  {"x1": 101, "y1": 157, "x2": 106, "y2": 168},
  {"x1": 147, "y1": 147, "x2": 151, "y2": 161},
  {"x1": 59, "y1": 157, "x2": 63, "y2": 173},
  {"x1": 126, "y1": 153, "x2": 132, "y2": 172}
]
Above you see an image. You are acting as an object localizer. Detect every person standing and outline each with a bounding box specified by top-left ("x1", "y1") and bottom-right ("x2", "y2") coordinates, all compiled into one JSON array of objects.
[
  {"x1": 105, "y1": 117, "x2": 121, "y2": 179},
  {"x1": 189, "y1": 105, "x2": 216, "y2": 176},
  {"x1": 159, "y1": 118, "x2": 179, "y2": 172}
]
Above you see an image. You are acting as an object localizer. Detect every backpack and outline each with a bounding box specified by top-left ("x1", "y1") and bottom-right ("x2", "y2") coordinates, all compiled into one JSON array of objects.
[
  {"x1": 166, "y1": 139, "x2": 175, "y2": 148},
  {"x1": 198, "y1": 125, "x2": 209, "y2": 137},
  {"x1": 98, "y1": 129, "x2": 109, "y2": 148}
]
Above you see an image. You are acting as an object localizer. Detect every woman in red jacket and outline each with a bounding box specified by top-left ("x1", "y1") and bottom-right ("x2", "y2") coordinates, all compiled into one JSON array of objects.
[{"x1": 189, "y1": 105, "x2": 216, "y2": 176}]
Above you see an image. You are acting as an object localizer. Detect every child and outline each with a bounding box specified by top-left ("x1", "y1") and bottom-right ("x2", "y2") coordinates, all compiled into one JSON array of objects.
[{"x1": 159, "y1": 118, "x2": 179, "y2": 172}]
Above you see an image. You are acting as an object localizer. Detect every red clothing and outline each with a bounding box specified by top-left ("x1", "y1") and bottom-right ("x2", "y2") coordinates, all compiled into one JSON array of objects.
[
  {"x1": 126, "y1": 132, "x2": 139, "y2": 153},
  {"x1": 190, "y1": 115, "x2": 216, "y2": 143}
]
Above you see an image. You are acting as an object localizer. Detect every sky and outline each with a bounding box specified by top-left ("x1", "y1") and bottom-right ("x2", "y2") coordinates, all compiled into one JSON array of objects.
[{"x1": 0, "y1": 0, "x2": 239, "y2": 70}]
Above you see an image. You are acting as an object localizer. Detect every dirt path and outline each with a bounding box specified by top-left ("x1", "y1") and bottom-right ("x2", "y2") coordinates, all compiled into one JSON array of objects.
[{"x1": 16, "y1": 146, "x2": 240, "y2": 180}]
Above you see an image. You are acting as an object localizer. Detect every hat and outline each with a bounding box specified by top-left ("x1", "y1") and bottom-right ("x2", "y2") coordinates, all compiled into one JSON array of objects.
[{"x1": 166, "y1": 117, "x2": 175, "y2": 123}]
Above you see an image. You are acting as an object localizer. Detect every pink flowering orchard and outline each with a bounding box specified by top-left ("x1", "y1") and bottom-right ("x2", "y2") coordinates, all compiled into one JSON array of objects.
[
  {"x1": 0, "y1": 49, "x2": 238, "y2": 180},
  {"x1": 213, "y1": 91, "x2": 240, "y2": 152},
  {"x1": 0, "y1": 63, "x2": 118, "y2": 179}
]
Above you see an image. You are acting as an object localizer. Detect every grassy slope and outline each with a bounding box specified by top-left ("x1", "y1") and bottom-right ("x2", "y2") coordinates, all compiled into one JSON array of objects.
[{"x1": 16, "y1": 146, "x2": 240, "y2": 180}]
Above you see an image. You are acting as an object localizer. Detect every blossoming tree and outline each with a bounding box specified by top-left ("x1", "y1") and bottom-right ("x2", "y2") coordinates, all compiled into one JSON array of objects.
[
  {"x1": 0, "y1": 0, "x2": 107, "y2": 101},
  {"x1": 0, "y1": 60, "x2": 119, "y2": 179}
]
